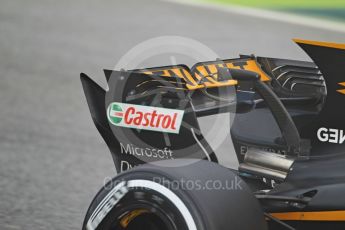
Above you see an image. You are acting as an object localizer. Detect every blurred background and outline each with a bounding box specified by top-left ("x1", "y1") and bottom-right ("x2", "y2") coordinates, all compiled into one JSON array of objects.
[
  {"x1": 203, "y1": 0, "x2": 345, "y2": 22},
  {"x1": 0, "y1": 0, "x2": 344, "y2": 229}
]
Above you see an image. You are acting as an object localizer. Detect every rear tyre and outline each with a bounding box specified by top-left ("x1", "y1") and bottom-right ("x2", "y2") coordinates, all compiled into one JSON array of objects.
[{"x1": 82, "y1": 159, "x2": 267, "y2": 230}]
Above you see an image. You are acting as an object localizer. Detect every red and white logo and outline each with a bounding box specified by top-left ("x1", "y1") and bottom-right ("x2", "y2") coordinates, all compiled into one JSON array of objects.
[{"x1": 107, "y1": 102, "x2": 184, "y2": 134}]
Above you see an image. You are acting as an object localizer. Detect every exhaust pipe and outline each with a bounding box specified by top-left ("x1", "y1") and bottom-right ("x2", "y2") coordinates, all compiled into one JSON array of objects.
[{"x1": 239, "y1": 148, "x2": 295, "y2": 181}]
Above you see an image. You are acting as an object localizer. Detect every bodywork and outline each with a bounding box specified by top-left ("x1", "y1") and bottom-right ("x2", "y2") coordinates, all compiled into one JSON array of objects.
[{"x1": 81, "y1": 39, "x2": 345, "y2": 229}]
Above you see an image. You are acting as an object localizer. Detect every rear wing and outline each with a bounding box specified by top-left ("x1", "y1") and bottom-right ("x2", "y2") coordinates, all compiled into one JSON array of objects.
[
  {"x1": 130, "y1": 58, "x2": 271, "y2": 90},
  {"x1": 81, "y1": 56, "x2": 270, "y2": 173},
  {"x1": 80, "y1": 39, "x2": 345, "y2": 174}
]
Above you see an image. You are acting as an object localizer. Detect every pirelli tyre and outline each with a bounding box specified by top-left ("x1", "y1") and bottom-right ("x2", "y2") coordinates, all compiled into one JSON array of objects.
[{"x1": 83, "y1": 159, "x2": 267, "y2": 230}]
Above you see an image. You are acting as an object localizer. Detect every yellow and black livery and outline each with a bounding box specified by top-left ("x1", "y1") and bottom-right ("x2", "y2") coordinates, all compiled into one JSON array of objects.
[{"x1": 81, "y1": 39, "x2": 345, "y2": 230}]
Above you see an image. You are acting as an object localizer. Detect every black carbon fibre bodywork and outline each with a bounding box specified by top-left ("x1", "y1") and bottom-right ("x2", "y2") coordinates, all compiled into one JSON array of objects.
[{"x1": 81, "y1": 40, "x2": 345, "y2": 229}]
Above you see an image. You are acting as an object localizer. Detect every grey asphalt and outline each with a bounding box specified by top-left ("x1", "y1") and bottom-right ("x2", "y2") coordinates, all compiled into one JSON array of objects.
[{"x1": 0, "y1": 0, "x2": 344, "y2": 229}]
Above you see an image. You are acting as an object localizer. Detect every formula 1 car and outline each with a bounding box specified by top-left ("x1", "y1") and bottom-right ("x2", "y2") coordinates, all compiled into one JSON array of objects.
[{"x1": 80, "y1": 39, "x2": 345, "y2": 230}]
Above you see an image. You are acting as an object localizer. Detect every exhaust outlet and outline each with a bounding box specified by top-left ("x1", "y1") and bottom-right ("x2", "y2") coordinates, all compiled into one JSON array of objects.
[{"x1": 239, "y1": 148, "x2": 295, "y2": 181}]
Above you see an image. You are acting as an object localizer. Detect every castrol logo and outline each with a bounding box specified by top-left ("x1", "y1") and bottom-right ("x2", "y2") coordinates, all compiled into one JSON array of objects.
[{"x1": 107, "y1": 102, "x2": 184, "y2": 134}]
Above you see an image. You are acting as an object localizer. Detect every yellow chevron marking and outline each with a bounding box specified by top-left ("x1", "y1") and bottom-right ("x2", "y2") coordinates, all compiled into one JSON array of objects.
[{"x1": 337, "y1": 82, "x2": 345, "y2": 94}]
